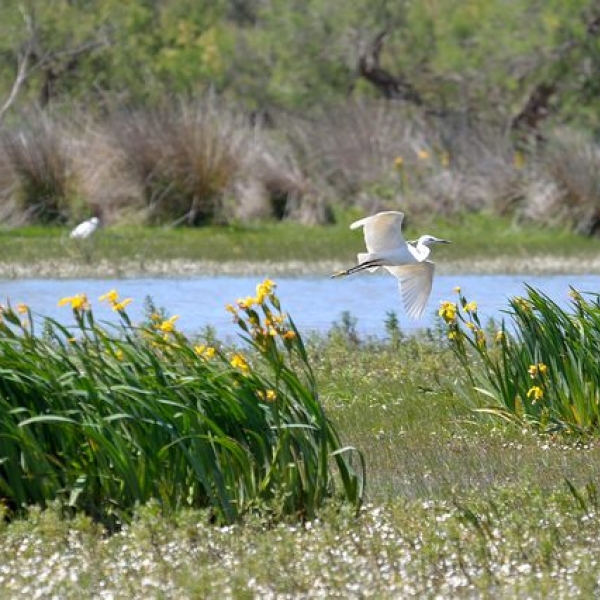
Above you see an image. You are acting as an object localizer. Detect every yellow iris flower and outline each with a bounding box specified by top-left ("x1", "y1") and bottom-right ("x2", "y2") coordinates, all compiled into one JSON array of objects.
[
  {"x1": 464, "y1": 301, "x2": 478, "y2": 313},
  {"x1": 99, "y1": 289, "x2": 119, "y2": 304},
  {"x1": 112, "y1": 298, "x2": 132, "y2": 312},
  {"x1": 527, "y1": 386, "x2": 544, "y2": 403},
  {"x1": 529, "y1": 363, "x2": 548, "y2": 378},
  {"x1": 438, "y1": 301, "x2": 457, "y2": 323},
  {"x1": 255, "y1": 279, "x2": 276, "y2": 304},
  {"x1": 230, "y1": 353, "x2": 250, "y2": 373},
  {"x1": 257, "y1": 389, "x2": 277, "y2": 402},
  {"x1": 157, "y1": 315, "x2": 179, "y2": 333},
  {"x1": 194, "y1": 345, "x2": 216, "y2": 360},
  {"x1": 58, "y1": 294, "x2": 89, "y2": 311}
]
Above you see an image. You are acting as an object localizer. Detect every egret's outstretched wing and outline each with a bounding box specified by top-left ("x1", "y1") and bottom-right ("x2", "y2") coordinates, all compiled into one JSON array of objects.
[
  {"x1": 350, "y1": 211, "x2": 406, "y2": 253},
  {"x1": 385, "y1": 261, "x2": 434, "y2": 319}
]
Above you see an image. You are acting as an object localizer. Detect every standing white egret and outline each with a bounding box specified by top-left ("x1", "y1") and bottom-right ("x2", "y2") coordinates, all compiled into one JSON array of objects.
[
  {"x1": 70, "y1": 217, "x2": 100, "y2": 239},
  {"x1": 332, "y1": 211, "x2": 451, "y2": 319}
]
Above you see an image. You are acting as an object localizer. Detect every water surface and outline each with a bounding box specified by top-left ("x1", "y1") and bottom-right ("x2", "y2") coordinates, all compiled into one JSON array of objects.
[{"x1": 1, "y1": 274, "x2": 599, "y2": 338}]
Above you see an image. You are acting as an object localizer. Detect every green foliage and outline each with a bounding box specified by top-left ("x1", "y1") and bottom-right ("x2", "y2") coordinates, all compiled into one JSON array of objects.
[
  {"x1": 442, "y1": 285, "x2": 600, "y2": 434},
  {"x1": 330, "y1": 310, "x2": 360, "y2": 345},
  {"x1": 384, "y1": 310, "x2": 404, "y2": 347},
  {"x1": 2, "y1": 316, "x2": 600, "y2": 595},
  {"x1": 0, "y1": 282, "x2": 363, "y2": 524},
  {"x1": 1, "y1": 0, "x2": 600, "y2": 129}
]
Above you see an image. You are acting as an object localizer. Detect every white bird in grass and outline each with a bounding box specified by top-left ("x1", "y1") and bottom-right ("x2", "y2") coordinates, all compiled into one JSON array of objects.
[
  {"x1": 70, "y1": 217, "x2": 100, "y2": 239},
  {"x1": 332, "y1": 211, "x2": 451, "y2": 319}
]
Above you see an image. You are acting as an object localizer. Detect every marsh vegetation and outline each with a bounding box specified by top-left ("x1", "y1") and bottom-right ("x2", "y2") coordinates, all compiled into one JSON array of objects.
[
  {"x1": 2, "y1": 1, "x2": 600, "y2": 596},
  {"x1": 2, "y1": 282, "x2": 600, "y2": 596}
]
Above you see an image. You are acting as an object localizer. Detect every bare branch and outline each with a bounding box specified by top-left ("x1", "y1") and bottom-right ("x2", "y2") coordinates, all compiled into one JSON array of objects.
[
  {"x1": 0, "y1": 43, "x2": 32, "y2": 123},
  {"x1": 0, "y1": 4, "x2": 111, "y2": 118},
  {"x1": 510, "y1": 6, "x2": 600, "y2": 142},
  {"x1": 0, "y1": 4, "x2": 36, "y2": 123},
  {"x1": 357, "y1": 31, "x2": 423, "y2": 105}
]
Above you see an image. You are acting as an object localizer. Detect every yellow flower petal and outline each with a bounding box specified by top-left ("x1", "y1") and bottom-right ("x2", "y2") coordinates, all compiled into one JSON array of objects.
[
  {"x1": 527, "y1": 385, "x2": 544, "y2": 403},
  {"x1": 100, "y1": 289, "x2": 119, "y2": 304},
  {"x1": 230, "y1": 353, "x2": 250, "y2": 373},
  {"x1": 112, "y1": 298, "x2": 132, "y2": 312},
  {"x1": 58, "y1": 294, "x2": 89, "y2": 311},
  {"x1": 157, "y1": 315, "x2": 179, "y2": 333},
  {"x1": 58, "y1": 297, "x2": 73, "y2": 307},
  {"x1": 464, "y1": 301, "x2": 478, "y2": 313}
]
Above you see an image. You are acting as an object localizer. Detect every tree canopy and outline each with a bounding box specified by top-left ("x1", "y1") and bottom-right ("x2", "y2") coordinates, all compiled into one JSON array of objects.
[{"x1": 1, "y1": 0, "x2": 600, "y2": 130}]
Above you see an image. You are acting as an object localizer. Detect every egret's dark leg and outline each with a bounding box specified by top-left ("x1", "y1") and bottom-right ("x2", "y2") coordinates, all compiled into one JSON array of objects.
[{"x1": 331, "y1": 259, "x2": 383, "y2": 278}]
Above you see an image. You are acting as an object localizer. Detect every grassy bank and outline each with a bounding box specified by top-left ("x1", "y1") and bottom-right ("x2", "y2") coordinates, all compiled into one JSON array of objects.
[
  {"x1": 1, "y1": 329, "x2": 600, "y2": 597},
  {"x1": 3, "y1": 213, "x2": 600, "y2": 278}
]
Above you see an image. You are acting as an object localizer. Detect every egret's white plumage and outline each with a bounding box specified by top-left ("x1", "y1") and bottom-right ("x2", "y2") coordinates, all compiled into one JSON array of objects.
[
  {"x1": 332, "y1": 211, "x2": 450, "y2": 319},
  {"x1": 70, "y1": 217, "x2": 99, "y2": 239}
]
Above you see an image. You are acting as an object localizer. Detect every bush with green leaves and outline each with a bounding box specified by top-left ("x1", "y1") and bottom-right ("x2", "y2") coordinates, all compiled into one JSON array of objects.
[
  {"x1": 0, "y1": 281, "x2": 363, "y2": 525},
  {"x1": 440, "y1": 286, "x2": 600, "y2": 434}
]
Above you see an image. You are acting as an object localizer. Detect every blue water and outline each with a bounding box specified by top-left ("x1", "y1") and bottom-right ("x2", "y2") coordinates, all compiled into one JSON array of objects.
[{"x1": 1, "y1": 275, "x2": 599, "y2": 339}]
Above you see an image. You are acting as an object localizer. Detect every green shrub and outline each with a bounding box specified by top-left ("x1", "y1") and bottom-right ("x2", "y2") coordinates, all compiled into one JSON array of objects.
[
  {"x1": 0, "y1": 281, "x2": 363, "y2": 524},
  {"x1": 441, "y1": 285, "x2": 600, "y2": 434}
]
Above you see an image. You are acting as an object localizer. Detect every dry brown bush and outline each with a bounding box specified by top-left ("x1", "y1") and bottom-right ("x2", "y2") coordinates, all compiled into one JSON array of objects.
[
  {"x1": 1, "y1": 113, "x2": 75, "y2": 224},
  {"x1": 2, "y1": 100, "x2": 600, "y2": 234},
  {"x1": 533, "y1": 129, "x2": 600, "y2": 235},
  {"x1": 285, "y1": 102, "x2": 523, "y2": 219}
]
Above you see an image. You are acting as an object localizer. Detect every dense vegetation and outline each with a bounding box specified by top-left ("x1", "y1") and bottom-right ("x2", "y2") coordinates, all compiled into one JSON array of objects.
[
  {"x1": 2, "y1": 0, "x2": 599, "y2": 123},
  {"x1": 1, "y1": 1, "x2": 600, "y2": 233},
  {"x1": 0, "y1": 281, "x2": 363, "y2": 525},
  {"x1": 442, "y1": 286, "x2": 600, "y2": 433},
  {"x1": 2, "y1": 282, "x2": 600, "y2": 595},
  {"x1": 2, "y1": 3, "x2": 600, "y2": 594}
]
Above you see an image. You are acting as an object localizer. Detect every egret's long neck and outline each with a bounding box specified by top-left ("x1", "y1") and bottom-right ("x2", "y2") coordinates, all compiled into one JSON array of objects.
[{"x1": 412, "y1": 240, "x2": 431, "y2": 262}]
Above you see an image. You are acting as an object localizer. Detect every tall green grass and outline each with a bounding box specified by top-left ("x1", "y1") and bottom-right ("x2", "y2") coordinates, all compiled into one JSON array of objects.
[
  {"x1": 0, "y1": 281, "x2": 363, "y2": 524},
  {"x1": 441, "y1": 285, "x2": 600, "y2": 434}
]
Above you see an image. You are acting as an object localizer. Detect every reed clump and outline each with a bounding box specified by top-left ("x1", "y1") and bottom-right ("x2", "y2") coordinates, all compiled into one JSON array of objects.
[
  {"x1": 0, "y1": 281, "x2": 363, "y2": 525},
  {"x1": 441, "y1": 285, "x2": 600, "y2": 434}
]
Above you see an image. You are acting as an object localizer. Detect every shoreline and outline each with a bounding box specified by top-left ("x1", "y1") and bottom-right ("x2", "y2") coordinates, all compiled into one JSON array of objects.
[{"x1": 2, "y1": 255, "x2": 600, "y2": 279}]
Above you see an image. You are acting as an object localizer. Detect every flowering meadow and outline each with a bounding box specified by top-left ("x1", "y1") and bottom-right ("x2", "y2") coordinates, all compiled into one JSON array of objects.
[
  {"x1": 1, "y1": 281, "x2": 600, "y2": 595},
  {"x1": 0, "y1": 280, "x2": 363, "y2": 525}
]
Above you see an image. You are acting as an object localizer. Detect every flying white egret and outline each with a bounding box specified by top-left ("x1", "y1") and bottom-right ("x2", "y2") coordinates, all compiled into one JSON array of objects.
[
  {"x1": 70, "y1": 217, "x2": 100, "y2": 240},
  {"x1": 332, "y1": 211, "x2": 451, "y2": 319}
]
